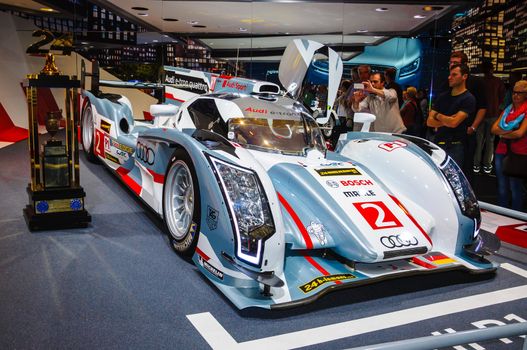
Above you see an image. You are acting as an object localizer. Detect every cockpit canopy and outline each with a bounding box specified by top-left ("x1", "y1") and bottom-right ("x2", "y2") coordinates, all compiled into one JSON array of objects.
[{"x1": 186, "y1": 95, "x2": 326, "y2": 155}]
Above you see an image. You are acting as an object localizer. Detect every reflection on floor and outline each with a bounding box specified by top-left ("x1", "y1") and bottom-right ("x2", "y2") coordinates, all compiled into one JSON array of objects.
[{"x1": 482, "y1": 210, "x2": 527, "y2": 248}]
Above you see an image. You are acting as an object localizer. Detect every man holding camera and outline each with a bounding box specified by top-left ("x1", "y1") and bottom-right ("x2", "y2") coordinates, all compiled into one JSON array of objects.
[{"x1": 351, "y1": 72, "x2": 406, "y2": 133}]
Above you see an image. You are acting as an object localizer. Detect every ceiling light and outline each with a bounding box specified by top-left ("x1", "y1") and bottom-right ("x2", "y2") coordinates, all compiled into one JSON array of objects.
[
  {"x1": 39, "y1": 7, "x2": 58, "y2": 13},
  {"x1": 192, "y1": 25, "x2": 206, "y2": 28},
  {"x1": 357, "y1": 29, "x2": 368, "y2": 33},
  {"x1": 240, "y1": 18, "x2": 265, "y2": 24},
  {"x1": 187, "y1": 20, "x2": 199, "y2": 25},
  {"x1": 239, "y1": 28, "x2": 247, "y2": 32},
  {"x1": 131, "y1": 7, "x2": 148, "y2": 11},
  {"x1": 374, "y1": 36, "x2": 383, "y2": 39},
  {"x1": 81, "y1": 41, "x2": 89, "y2": 45},
  {"x1": 163, "y1": 18, "x2": 178, "y2": 22},
  {"x1": 138, "y1": 13, "x2": 148, "y2": 17},
  {"x1": 423, "y1": 6, "x2": 444, "y2": 11},
  {"x1": 414, "y1": 15, "x2": 426, "y2": 19},
  {"x1": 153, "y1": 40, "x2": 158, "y2": 43},
  {"x1": 375, "y1": 8, "x2": 389, "y2": 12}
]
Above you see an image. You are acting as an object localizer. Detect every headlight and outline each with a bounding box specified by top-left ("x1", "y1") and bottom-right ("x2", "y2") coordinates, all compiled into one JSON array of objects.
[
  {"x1": 210, "y1": 156, "x2": 275, "y2": 266},
  {"x1": 440, "y1": 157, "x2": 481, "y2": 237},
  {"x1": 399, "y1": 58, "x2": 420, "y2": 77}
]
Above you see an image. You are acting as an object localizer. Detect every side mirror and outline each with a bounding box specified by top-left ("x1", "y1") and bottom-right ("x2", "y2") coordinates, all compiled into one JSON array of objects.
[{"x1": 353, "y1": 112, "x2": 376, "y2": 132}]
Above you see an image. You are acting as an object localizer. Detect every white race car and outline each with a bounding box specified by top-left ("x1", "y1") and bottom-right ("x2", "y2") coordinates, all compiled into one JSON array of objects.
[{"x1": 80, "y1": 39, "x2": 499, "y2": 309}]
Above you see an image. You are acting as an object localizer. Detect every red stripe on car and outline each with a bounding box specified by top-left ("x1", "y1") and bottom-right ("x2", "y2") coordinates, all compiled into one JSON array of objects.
[
  {"x1": 389, "y1": 194, "x2": 433, "y2": 245},
  {"x1": 164, "y1": 92, "x2": 185, "y2": 103},
  {"x1": 277, "y1": 192, "x2": 313, "y2": 249},
  {"x1": 411, "y1": 257, "x2": 436, "y2": 269},
  {"x1": 147, "y1": 169, "x2": 165, "y2": 184},
  {"x1": 196, "y1": 247, "x2": 210, "y2": 261},
  {"x1": 304, "y1": 255, "x2": 342, "y2": 285},
  {"x1": 116, "y1": 167, "x2": 141, "y2": 195}
]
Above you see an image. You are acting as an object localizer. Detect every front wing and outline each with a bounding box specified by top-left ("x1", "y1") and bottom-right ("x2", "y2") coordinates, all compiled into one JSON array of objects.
[{"x1": 200, "y1": 248, "x2": 497, "y2": 310}]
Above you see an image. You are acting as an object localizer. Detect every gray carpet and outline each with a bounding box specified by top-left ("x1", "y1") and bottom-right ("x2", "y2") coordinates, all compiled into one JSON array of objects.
[{"x1": 1, "y1": 139, "x2": 526, "y2": 349}]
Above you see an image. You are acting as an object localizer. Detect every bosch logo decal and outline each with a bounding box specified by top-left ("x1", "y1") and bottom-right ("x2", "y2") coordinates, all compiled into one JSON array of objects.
[
  {"x1": 340, "y1": 179, "x2": 374, "y2": 186},
  {"x1": 380, "y1": 235, "x2": 418, "y2": 249},
  {"x1": 136, "y1": 143, "x2": 155, "y2": 165}
]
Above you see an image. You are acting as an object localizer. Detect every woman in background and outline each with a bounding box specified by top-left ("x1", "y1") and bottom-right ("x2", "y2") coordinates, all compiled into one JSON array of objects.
[{"x1": 491, "y1": 80, "x2": 527, "y2": 211}]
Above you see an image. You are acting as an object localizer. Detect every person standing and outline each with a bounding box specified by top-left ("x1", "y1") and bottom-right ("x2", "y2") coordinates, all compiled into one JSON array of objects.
[
  {"x1": 400, "y1": 87, "x2": 422, "y2": 136},
  {"x1": 474, "y1": 61, "x2": 506, "y2": 174},
  {"x1": 357, "y1": 65, "x2": 371, "y2": 82},
  {"x1": 427, "y1": 64, "x2": 476, "y2": 167},
  {"x1": 490, "y1": 80, "x2": 527, "y2": 211},
  {"x1": 352, "y1": 72, "x2": 406, "y2": 133},
  {"x1": 445, "y1": 52, "x2": 487, "y2": 183},
  {"x1": 385, "y1": 68, "x2": 403, "y2": 108}
]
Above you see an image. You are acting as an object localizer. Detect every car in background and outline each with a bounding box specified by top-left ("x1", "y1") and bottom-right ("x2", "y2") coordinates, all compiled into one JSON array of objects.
[{"x1": 345, "y1": 37, "x2": 422, "y2": 88}]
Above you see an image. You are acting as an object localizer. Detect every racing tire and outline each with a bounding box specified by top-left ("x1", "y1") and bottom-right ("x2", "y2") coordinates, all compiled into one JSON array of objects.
[
  {"x1": 163, "y1": 149, "x2": 201, "y2": 256},
  {"x1": 80, "y1": 101, "x2": 97, "y2": 162}
]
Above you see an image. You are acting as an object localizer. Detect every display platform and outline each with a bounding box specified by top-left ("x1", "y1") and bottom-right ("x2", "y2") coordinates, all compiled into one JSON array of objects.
[{"x1": 0, "y1": 139, "x2": 526, "y2": 349}]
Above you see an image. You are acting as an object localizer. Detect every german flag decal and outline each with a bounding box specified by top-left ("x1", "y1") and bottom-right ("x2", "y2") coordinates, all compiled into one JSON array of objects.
[{"x1": 425, "y1": 253, "x2": 456, "y2": 265}]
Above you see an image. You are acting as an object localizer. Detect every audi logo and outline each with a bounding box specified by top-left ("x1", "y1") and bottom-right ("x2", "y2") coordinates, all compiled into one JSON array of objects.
[
  {"x1": 136, "y1": 143, "x2": 155, "y2": 165},
  {"x1": 380, "y1": 235, "x2": 418, "y2": 249}
]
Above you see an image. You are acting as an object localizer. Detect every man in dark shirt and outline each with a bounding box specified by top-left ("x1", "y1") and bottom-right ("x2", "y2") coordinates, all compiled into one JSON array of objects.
[
  {"x1": 427, "y1": 64, "x2": 476, "y2": 168},
  {"x1": 447, "y1": 52, "x2": 487, "y2": 182},
  {"x1": 385, "y1": 68, "x2": 403, "y2": 108}
]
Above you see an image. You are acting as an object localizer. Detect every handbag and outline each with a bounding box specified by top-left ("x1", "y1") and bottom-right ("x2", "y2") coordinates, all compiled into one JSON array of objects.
[{"x1": 502, "y1": 140, "x2": 527, "y2": 179}]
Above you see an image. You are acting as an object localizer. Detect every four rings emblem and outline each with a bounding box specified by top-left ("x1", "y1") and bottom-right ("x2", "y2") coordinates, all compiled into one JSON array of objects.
[
  {"x1": 380, "y1": 235, "x2": 418, "y2": 249},
  {"x1": 136, "y1": 143, "x2": 155, "y2": 165}
]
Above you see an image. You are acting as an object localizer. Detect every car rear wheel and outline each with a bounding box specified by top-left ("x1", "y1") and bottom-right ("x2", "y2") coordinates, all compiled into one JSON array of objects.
[
  {"x1": 163, "y1": 150, "x2": 200, "y2": 256},
  {"x1": 81, "y1": 101, "x2": 97, "y2": 162}
]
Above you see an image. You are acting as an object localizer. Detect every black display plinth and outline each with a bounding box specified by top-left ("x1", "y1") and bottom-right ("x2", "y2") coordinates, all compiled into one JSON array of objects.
[{"x1": 24, "y1": 185, "x2": 91, "y2": 230}]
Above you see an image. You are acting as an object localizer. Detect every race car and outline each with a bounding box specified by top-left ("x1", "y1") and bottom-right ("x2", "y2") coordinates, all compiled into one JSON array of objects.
[{"x1": 79, "y1": 39, "x2": 500, "y2": 310}]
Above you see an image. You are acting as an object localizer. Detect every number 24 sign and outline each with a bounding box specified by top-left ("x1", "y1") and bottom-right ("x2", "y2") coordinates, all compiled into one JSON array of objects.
[{"x1": 353, "y1": 201, "x2": 403, "y2": 230}]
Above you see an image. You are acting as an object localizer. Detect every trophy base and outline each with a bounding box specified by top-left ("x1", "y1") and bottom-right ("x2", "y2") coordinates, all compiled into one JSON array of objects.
[{"x1": 24, "y1": 184, "x2": 91, "y2": 231}]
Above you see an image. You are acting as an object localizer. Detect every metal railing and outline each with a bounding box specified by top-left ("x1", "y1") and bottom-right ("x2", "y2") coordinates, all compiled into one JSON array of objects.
[
  {"x1": 479, "y1": 201, "x2": 527, "y2": 222},
  {"x1": 348, "y1": 322, "x2": 527, "y2": 350}
]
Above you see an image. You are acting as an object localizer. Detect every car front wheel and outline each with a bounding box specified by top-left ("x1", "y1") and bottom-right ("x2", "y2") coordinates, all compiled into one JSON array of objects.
[
  {"x1": 81, "y1": 101, "x2": 97, "y2": 162},
  {"x1": 163, "y1": 150, "x2": 200, "y2": 256}
]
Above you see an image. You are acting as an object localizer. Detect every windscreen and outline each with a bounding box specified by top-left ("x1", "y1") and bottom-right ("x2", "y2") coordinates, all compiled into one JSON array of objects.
[{"x1": 227, "y1": 116, "x2": 326, "y2": 155}]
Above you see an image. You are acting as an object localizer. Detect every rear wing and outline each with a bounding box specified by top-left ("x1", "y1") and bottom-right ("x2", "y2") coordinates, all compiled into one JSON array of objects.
[
  {"x1": 161, "y1": 65, "x2": 281, "y2": 105},
  {"x1": 80, "y1": 60, "x2": 165, "y2": 103}
]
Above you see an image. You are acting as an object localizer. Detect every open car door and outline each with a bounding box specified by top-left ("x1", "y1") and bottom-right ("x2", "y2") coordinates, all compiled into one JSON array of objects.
[{"x1": 278, "y1": 39, "x2": 343, "y2": 125}]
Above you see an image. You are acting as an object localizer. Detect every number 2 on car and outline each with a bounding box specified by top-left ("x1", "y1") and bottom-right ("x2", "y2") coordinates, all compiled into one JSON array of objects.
[{"x1": 353, "y1": 201, "x2": 403, "y2": 230}]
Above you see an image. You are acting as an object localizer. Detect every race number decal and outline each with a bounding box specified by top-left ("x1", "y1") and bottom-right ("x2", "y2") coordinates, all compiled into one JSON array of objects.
[
  {"x1": 353, "y1": 201, "x2": 403, "y2": 230},
  {"x1": 94, "y1": 130, "x2": 106, "y2": 158}
]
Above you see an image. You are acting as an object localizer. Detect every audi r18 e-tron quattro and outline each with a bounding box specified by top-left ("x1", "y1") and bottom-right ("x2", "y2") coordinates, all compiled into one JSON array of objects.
[{"x1": 79, "y1": 39, "x2": 499, "y2": 309}]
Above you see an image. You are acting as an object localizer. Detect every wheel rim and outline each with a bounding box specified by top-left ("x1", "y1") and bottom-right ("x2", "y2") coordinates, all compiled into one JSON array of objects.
[
  {"x1": 165, "y1": 161, "x2": 194, "y2": 240},
  {"x1": 82, "y1": 106, "x2": 93, "y2": 152}
]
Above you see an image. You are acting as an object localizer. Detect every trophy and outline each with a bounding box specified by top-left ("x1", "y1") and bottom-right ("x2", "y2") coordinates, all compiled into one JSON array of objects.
[
  {"x1": 42, "y1": 111, "x2": 69, "y2": 188},
  {"x1": 23, "y1": 30, "x2": 91, "y2": 230}
]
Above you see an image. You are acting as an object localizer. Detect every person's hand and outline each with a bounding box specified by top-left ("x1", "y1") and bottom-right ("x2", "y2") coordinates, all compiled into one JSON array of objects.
[
  {"x1": 467, "y1": 125, "x2": 476, "y2": 135},
  {"x1": 353, "y1": 90, "x2": 365, "y2": 103},
  {"x1": 363, "y1": 80, "x2": 375, "y2": 93}
]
